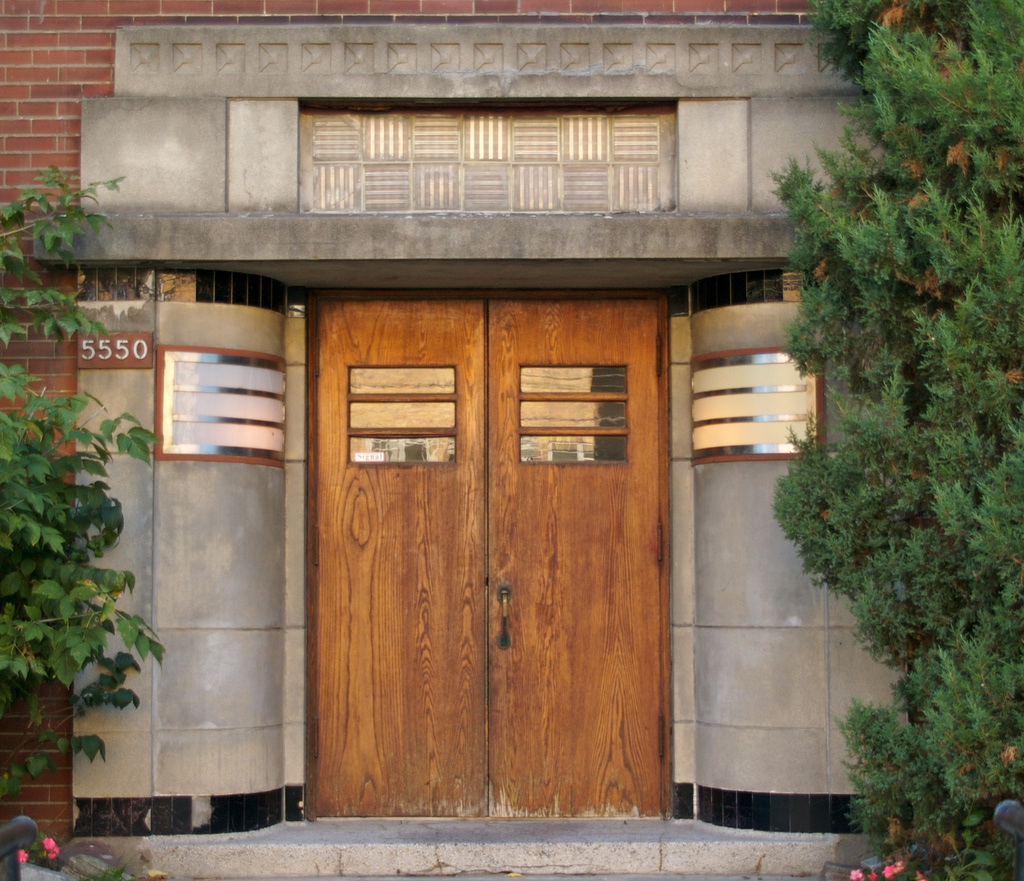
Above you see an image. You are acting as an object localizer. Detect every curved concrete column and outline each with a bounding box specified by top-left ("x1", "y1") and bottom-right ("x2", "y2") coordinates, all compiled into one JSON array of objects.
[
  {"x1": 687, "y1": 301, "x2": 896, "y2": 825},
  {"x1": 151, "y1": 303, "x2": 286, "y2": 798},
  {"x1": 690, "y1": 302, "x2": 827, "y2": 796}
]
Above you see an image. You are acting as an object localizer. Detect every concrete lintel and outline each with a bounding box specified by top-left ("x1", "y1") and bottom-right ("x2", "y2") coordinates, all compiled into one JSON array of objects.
[
  {"x1": 114, "y1": 24, "x2": 856, "y2": 101},
  {"x1": 68, "y1": 214, "x2": 793, "y2": 288}
]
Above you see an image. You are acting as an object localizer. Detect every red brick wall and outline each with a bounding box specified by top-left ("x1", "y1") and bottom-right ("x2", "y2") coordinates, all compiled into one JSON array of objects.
[
  {"x1": 2, "y1": 328, "x2": 79, "y2": 398},
  {"x1": 0, "y1": 0, "x2": 809, "y2": 202},
  {"x1": 0, "y1": 682, "x2": 75, "y2": 841},
  {"x1": 0, "y1": 311, "x2": 77, "y2": 834},
  {"x1": 1, "y1": 263, "x2": 80, "y2": 399}
]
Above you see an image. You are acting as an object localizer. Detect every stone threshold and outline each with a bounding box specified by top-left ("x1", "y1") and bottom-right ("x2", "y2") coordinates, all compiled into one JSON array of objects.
[{"x1": 121, "y1": 818, "x2": 865, "y2": 879}]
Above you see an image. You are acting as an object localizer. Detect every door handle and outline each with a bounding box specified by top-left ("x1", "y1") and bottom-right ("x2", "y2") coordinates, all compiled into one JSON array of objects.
[{"x1": 496, "y1": 584, "x2": 512, "y2": 650}]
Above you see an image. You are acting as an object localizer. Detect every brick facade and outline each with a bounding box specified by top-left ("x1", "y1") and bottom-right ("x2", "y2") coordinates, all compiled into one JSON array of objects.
[
  {"x1": 0, "y1": 0, "x2": 808, "y2": 201},
  {"x1": 0, "y1": 0, "x2": 816, "y2": 841},
  {"x1": 0, "y1": 683, "x2": 75, "y2": 840}
]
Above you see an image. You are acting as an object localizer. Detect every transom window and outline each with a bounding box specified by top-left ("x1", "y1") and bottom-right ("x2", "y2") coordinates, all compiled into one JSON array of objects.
[{"x1": 301, "y1": 108, "x2": 675, "y2": 214}]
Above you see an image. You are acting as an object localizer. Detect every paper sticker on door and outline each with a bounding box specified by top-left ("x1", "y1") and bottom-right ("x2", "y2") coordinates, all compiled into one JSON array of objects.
[
  {"x1": 350, "y1": 437, "x2": 456, "y2": 463},
  {"x1": 353, "y1": 450, "x2": 387, "y2": 462}
]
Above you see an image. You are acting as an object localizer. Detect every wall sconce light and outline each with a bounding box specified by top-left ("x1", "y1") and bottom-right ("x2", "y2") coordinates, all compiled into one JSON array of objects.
[
  {"x1": 157, "y1": 347, "x2": 285, "y2": 467},
  {"x1": 692, "y1": 349, "x2": 817, "y2": 462}
]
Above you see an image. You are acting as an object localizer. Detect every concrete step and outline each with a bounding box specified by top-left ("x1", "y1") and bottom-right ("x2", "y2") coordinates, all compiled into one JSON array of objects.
[
  {"x1": 122, "y1": 819, "x2": 865, "y2": 879},
  {"x1": 188, "y1": 877, "x2": 808, "y2": 881}
]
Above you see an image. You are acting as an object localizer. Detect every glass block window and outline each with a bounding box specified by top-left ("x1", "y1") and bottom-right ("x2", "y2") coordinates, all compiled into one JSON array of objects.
[
  {"x1": 303, "y1": 108, "x2": 675, "y2": 214},
  {"x1": 157, "y1": 347, "x2": 286, "y2": 468},
  {"x1": 78, "y1": 267, "x2": 156, "y2": 302},
  {"x1": 78, "y1": 269, "x2": 288, "y2": 314},
  {"x1": 690, "y1": 269, "x2": 803, "y2": 313},
  {"x1": 691, "y1": 350, "x2": 815, "y2": 461}
]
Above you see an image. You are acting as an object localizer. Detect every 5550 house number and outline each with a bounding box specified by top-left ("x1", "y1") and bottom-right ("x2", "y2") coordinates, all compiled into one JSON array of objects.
[{"x1": 78, "y1": 333, "x2": 154, "y2": 369}]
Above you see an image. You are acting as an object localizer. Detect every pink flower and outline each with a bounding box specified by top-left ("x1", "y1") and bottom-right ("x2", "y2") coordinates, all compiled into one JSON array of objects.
[
  {"x1": 17, "y1": 851, "x2": 28, "y2": 863},
  {"x1": 851, "y1": 871, "x2": 865, "y2": 881},
  {"x1": 883, "y1": 862, "x2": 906, "y2": 879},
  {"x1": 42, "y1": 837, "x2": 59, "y2": 860}
]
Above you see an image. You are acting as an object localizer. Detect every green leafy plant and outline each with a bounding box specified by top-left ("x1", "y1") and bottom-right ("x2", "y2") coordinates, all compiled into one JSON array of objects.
[
  {"x1": 940, "y1": 812, "x2": 1002, "y2": 881},
  {"x1": 0, "y1": 168, "x2": 161, "y2": 798},
  {"x1": 772, "y1": 0, "x2": 1024, "y2": 866}
]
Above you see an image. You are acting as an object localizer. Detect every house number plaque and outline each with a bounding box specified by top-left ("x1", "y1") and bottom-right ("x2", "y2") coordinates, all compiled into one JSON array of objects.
[{"x1": 78, "y1": 332, "x2": 154, "y2": 369}]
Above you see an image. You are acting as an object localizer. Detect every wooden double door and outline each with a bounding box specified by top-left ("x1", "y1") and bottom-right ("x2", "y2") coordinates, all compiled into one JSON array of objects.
[{"x1": 309, "y1": 297, "x2": 666, "y2": 818}]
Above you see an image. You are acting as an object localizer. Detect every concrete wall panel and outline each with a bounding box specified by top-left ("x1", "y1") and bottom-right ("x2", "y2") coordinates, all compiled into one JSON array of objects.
[
  {"x1": 669, "y1": 314, "x2": 692, "y2": 365},
  {"x1": 285, "y1": 462, "x2": 306, "y2": 629},
  {"x1": 82, "y1": 98, "x2": 227, "y2": 214},
  {"x1": 689, "y1": 300, "x2": 835, "y2": 799},
  {"x1": 155, "y1": 629, "x2": 284, "y2": 730},
  {"x1": 829, "y1": 724, "x2": 853, "y2": 792},
  {"x1": 80, "y1": 300, "x2": 156, "y2": 335},
  {"x1": 695, "y1": 626, "x2": 825, "y2": 728},
  {"x1": 678, "y1": 100, "x2": 749, "y2": 213},
  {"x1": 828, "y1": 627, "x2": 898, "y2": 724},
  {"x1": 672, "y1": 625, "x2": 695, "y2": 724},
  {"x1": 73, "y1": 731, "x2": 153, "y2": 799},
  {"x1": 694, "y1": 461, "x2": 822, "y2": 629},
  {"x1": 670, "y1": 461, "x2": 694, "y2": 628},
  {"x1": 154, "y1": 461, "x2": 284, "y2": 630},
  {"x1": 74, "y1": 661, "x2": 154, "y2": 738},
  {"x1": 285, "y1": 315, "x2": 306, "y2": 363},
  {"x1": 157, "y1": 302, "x2": 284, "y2": 355},
  {"x1": 670, "y1": 363, "x2": 693, "y2": 460},
  {"x1": 228, "y1": 100, "x2": 299, "y2": 213},
  {"x1": 673, "y1": 721, "x2": 695, "y2": 784},
  {"x1": 80, "y1": 367, "x2": 156, "y2": 439},
  {"x1": 696, "y1": 722, "x2": 828, "y2": 793},
  {"x1": 284, "y1": 628, "x2": 305, "y2": 727},
  {"x1": 78, "y1": 456, "x2": 155, "y2": 623},
  {"x1": 284, "y1": 363, "x2": 306, "y2": 463},
  {"x1": 154, "y1": 726, "x2": 283, "y2": 795},
  {"x1": 284, "y1": 721, "x2": 306, "y2": 786},
  {"x1": 691, "y1": 300, "x2": 799, "y2": 356},
  {"x1": 750, "y1": 96, "x2": 852, "y2": 213}
]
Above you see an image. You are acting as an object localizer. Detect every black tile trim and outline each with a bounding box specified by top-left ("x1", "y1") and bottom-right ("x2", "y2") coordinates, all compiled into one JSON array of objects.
[
  {"x1": 285, "y1": 785, "x2": 305, "y2": 822},
  {"x1": 75, "y1": 788, "x2": 284, "y2": 837},
  {"x1": 75, "y1": 786, "x2": 845, "y2": 835},
  {"x1": 695, "y1": 786, "x2": 856, "y2": 834},
  {"x1": 672, "y1": 782, "x2": 695, "y2": 819}
]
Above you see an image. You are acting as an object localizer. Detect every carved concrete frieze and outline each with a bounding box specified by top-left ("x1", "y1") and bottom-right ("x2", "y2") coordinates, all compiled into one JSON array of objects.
[{"x1": 116, "y1": 25, "x2": 852, "y2": 100}]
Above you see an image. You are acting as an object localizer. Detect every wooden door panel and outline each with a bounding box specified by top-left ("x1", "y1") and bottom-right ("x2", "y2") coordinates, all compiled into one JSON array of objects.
[
  {"x1": 312, "y1": 299, "x2": 487, "y2": 817},
  {"x1": 487, "y1": 300, "x2": 664, "y2": 817}
]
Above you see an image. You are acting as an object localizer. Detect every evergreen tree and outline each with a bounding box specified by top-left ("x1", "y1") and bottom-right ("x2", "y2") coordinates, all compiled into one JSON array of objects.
[{"x1": 773, "y1": 0, "x2": 1024, "y2": 863}]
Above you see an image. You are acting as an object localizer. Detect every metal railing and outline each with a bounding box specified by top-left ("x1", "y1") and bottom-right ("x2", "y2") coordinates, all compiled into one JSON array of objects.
[
  {"x1": 995, "y1": 800, "x2": 1024, "y2": 881},
  {"x1": 0, "y1": 816, "x2": 37, "y2": 881}
]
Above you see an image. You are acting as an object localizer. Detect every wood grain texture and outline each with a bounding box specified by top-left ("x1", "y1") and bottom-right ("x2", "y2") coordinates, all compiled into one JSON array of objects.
[
  {"x1": 311, "y1": 297, "x2": 664, "y2": 818},
  {"x1": 313, "y1": 299, "x2": 487, "y2": 817},
  {"x1": 487, "y1": 299, "x2": 664, "y2": 817}
]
